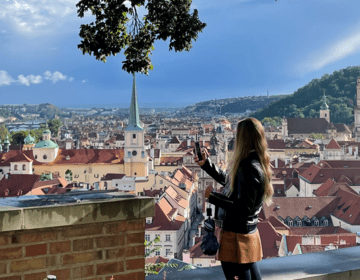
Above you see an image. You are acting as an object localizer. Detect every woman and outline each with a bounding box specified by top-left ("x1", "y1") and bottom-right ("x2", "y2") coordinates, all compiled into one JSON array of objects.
[{"x1": 194, "y1": 118, "x2": 273, "y2": 280}]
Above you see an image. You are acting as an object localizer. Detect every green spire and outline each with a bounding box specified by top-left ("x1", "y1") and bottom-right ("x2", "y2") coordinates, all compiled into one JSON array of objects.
[
  {"x1": 125, "y1": 73, "x2": 143, "y2": 131},
  {"x1": 320, "y1": 90, "x2": 329, "y2": 110},
  {"x1": 4, "y1": 135, "x2": 10, "y2": 144}
]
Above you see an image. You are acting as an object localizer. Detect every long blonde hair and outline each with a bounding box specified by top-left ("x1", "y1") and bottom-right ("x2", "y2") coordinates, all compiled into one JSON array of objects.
[{"x1": 229, "y1": 118, "x2": 273, "y2": 206}]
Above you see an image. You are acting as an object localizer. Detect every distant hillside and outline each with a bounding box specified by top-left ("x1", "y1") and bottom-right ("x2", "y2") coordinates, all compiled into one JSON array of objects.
[
  {"x1": 180, "y1": 95, "x2": 286, "y2": 115},
  {"x1": 251, "y1": 66, "x2": 360, "y2": 125}
]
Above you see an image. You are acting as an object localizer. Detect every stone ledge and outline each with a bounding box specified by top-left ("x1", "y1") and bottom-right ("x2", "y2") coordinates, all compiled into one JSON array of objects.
[
  {"x1": 0, "y1": 193, "x2": 154, "y2": 232},
  {"x1": 147, "y1": 246, "x2": 360, "y2": 280}
]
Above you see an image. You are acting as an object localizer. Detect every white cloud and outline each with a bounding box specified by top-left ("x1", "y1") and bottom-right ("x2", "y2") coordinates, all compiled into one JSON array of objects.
[
  {"x1": 17, "y1": 74, "x2": 42, "y2": 86},
  {"x1": 82, "y1": 80, "x2": 86, "y2": 83},
  {"x1": 0, "y1": 70, "x2": 15, "y2": 86},
  {"x1": 44, "y1": 70, "x2": 68, "y2": 83},
  {"x1": 0, "y1": 70, "x2": 74, "y2": 86},
  {"x1": 298, "y1": 29, "x2": 360, "y2": 74},
  {"x1": 0, "y1": 0, "x2": 79, "y2": 34}
]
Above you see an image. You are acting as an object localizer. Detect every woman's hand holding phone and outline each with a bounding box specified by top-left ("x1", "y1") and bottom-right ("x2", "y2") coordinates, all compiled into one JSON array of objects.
[{"x1": 194, "y1": 148, "x2": 209, "y2": 167}]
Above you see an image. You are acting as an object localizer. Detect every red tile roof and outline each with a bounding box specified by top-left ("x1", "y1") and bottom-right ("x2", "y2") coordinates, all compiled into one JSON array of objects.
[
  {"x1": 165, "y1": 186, "x2": 189, "y2": 209},
  {"x1": 257, "y1": 220, "x2": 282, "y2": 259},
  {"x1": 326, "y1": 139, "x2": 341, "y2": 150},
  {"x1": 332, "y1": 189, "x2": 360, "y2": 225},
  {"x1": 267, "y1": 140, "x2": 286, "y2": 150},
  {"x1": 267, "y1": 216, "x2": 290, "y2": 231},
  {"x1": 33, "y1": 178, "x2": 68, "y2": 189},
  {"x1": 299, "y1": 244, "x2": 354, "y2": 254},
  {"x1": 0, "y1": 174, "x2": 40, "y2": 197},
  {"x1": 261, "y1": 197, "x2": 340, "y2": 221},
  {"x1": 145, "y1": 197, "x2": 185, "y2": 231},
  {"x1": 288, "y1": 226, "x2": 352, "y2": 235},
  {"x1": 0, "y1": 149, "x2": 125, "y2": 166}
]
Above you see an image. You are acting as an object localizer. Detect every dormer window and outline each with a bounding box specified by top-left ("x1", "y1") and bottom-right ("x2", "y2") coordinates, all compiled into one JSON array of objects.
[
  {"x1": 146, "y1": 217, "x2": 153, "y2": 224},
  {"x1": 14, "y1": 165, "x2": 18, "y2": 171},
  {"x1": 22, "y1": 164, "x2": 26, "y2": 171}
]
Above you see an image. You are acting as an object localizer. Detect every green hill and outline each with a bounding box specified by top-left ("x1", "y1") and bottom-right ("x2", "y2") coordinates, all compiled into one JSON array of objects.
[{"x1": 251, "y1": 66, "x2": 360, "y2": 125}]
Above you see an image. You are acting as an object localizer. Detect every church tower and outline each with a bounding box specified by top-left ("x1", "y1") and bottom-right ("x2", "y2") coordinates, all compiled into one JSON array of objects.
[
  {"x1": 319, "y1": 90, "x2": 330, "y2": 123},
  {"x1": 124, "y1": 73, "x2": 148, "y2": 177},
  {"x1": 354, "y1": 78, "x2": 360, "y2": 142}
]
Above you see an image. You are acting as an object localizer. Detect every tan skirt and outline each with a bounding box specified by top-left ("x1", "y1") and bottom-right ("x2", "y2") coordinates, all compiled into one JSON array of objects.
[{"x1": 217, "y1": 228, "x2": 263, "y2": 263}]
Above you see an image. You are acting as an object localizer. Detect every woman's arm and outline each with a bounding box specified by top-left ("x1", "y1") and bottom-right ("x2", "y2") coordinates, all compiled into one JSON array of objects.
[{"x1": 201, "y1": 157, "x2": 228, "y2": 186}]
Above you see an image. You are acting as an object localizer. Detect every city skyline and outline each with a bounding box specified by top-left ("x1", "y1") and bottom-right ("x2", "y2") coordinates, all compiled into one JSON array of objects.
[{"x1": 2, "y1": 0, "x2": 360, "y2": 107}]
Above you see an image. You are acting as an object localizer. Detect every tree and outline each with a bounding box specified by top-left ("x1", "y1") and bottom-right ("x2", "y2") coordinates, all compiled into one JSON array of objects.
[
  {"x1": 11, "y1": 131, "x2": 28, "y2": 145},
  {"x1": 47, "y1": 119, "x2": 63, "y2": 137},
  {"x1": 145, "y1": 236, "x2": 178, "y2": 276},
  {"x1": 76, "y1": 0, "x2": 206, "y2": 75},
  {"x1": 30, "y1": 126, "x2": 45, "y2": 143},
  {"x1": 0, "y1": 124, "x2": 9, "y2": 142}
]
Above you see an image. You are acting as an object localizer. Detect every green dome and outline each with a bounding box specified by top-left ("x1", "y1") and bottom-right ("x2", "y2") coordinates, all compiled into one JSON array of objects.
[
  {"x1": 4, "y1": 135, "x2": 10, "y2": 144},
  {"x1": 34, "y1": 140, "x2": 59, "y2": 149},
  {"x1": 24, "y1": 134, "x2": 35, "y2": 144}
]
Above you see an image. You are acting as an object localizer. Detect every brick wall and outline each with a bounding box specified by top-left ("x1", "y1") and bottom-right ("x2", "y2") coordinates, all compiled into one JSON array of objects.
[
  {"x1": 0, "y1": 219, "x2": 145, "y2": 280},
  {"x1": 0, "y1": 195, "x2": 155, "y2": 280}
]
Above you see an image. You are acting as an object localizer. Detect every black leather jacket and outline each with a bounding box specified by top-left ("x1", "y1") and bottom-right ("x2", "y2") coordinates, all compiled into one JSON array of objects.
[{"x1": 201, "y1": 151, "x2": 265, "y2": 234}]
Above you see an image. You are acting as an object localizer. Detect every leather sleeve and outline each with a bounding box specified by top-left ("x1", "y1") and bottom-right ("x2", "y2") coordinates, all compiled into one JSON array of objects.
[
  {"x1": 200, "y1": 157, "x2": 228, "y2": 187},
  {"x1": 208, "y1": 191, "x2": 234, "y2": 210}
]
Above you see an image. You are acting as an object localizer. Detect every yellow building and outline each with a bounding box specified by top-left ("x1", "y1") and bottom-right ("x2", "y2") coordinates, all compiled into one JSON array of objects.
[{"x1": 0, "y1": 74, "x2": 149, "y2": 186}]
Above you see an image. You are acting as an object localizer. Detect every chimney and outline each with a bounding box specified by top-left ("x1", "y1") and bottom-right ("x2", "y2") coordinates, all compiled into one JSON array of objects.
[
  {"x1": 187, "y1": 138, "x2": 191, "y2": 148},
  {"x1": 355, "y1": 146, "x2": 359, "y2": 156},
  {"x1": 150, "y1": 148, "x2": 155, "y2": 158},
  {"x1": 275, "y1": 158, "x2": 278, "y2": 168},
  {"x1": 349, "y1": 146, "x2": 352, "y2": 155},
  {"x1": 202, "y1": 138, "x2": 205, "y2": 147}
]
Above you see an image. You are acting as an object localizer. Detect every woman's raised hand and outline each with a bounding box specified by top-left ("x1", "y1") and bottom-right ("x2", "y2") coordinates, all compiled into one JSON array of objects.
[{"x1": 194, "y1": 148, "x2": 209, "y2": 167}]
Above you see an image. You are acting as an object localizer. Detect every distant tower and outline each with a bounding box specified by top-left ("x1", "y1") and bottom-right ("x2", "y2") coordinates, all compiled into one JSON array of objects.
[
  {"x1": 23, "y1": 132, "x2": 35, "y2": 151},
  {"x1": 319, "y1": 90, "x2": 330, "y2": 123},
  {"x1": 3, "y1": 135, "x2": 10, "y2": 153},
  {"x1": 124, "y1": 73, "x2": 148, "y2": 177},
  {"x1": 354, "y1": 78, "x2": 360, "y2": 141}
]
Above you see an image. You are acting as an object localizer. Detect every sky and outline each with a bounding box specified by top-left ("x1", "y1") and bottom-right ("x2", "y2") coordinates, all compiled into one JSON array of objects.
[{"x1": 2, "y1": 0, "x2": 360, "y2": 108}]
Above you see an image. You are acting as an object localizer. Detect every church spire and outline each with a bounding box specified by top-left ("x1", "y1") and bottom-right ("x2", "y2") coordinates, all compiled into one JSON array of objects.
[
  {"x1": 320, "y1": 90, "x2": 329, "y2": 110},
  {"x1": 126, "y1": 73, "x2": 143, "y2": 131}
]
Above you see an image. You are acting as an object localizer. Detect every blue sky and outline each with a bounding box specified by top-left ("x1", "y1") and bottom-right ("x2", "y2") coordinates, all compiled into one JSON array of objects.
[{"x1": 1, "y1": 0, "x2": 360, "y2": 108}]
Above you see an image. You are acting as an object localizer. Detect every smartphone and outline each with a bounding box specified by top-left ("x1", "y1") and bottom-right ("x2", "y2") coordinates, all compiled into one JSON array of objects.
[{"x1": 195, "y1": 141, "x2": 203, "y2": 161}]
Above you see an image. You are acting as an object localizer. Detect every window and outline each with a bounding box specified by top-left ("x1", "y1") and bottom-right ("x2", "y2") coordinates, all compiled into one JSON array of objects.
[
  {"x1": 43, "y1": 155, "x2": 47, "y2": 160},
  {"x1": 166, "y1": 234, "x2": 170, "y2": 241},
  {"x1": 145, "y1": 234, "x2": 150, "y2": 241},
  {"x1": 35, "y1": 155, "x2": 37, "y2": 159},
  {"x1": 145, "y1": 248, "x2": 150, "y2": 255},
  {"x1": 323, "y1": 219, "x2": 328, "y2": 226},
  {"x1": 128, "y1": 151, "x2": 131, "y2": 157},
  {"x1": 166, "y1": 249, "x2": 170, "y2": 256},
  {"x1": 133, "y1": 134, "x2": 136, "y2": 139},
  {"x1": 155, "y1": 234, "x2": 160, "y2": 241},
  {"x1": 155, "y1": 251, "x2": 160, "y2": 256},
  {"x1": 198, "y1": 264, "x2": 202, "y2": 267},
  {"x1": 314, "y1": 220, "x2": 319, "y2": 226},
  {"x1": 142, "y1": 151, "x2": 145, "y2": 158},
  {"x1": 22, "y1": 164, "x2": 26, "y2": 171},
  {"x1": 14, "y1": 165, "x2": 18, "y2": 171},
  {"x1": 288, "y1": 220, "x2": 293, "y2": 227},
  {"x1": 297, "y1": 220, "x2": 302, "y2": 227}
]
